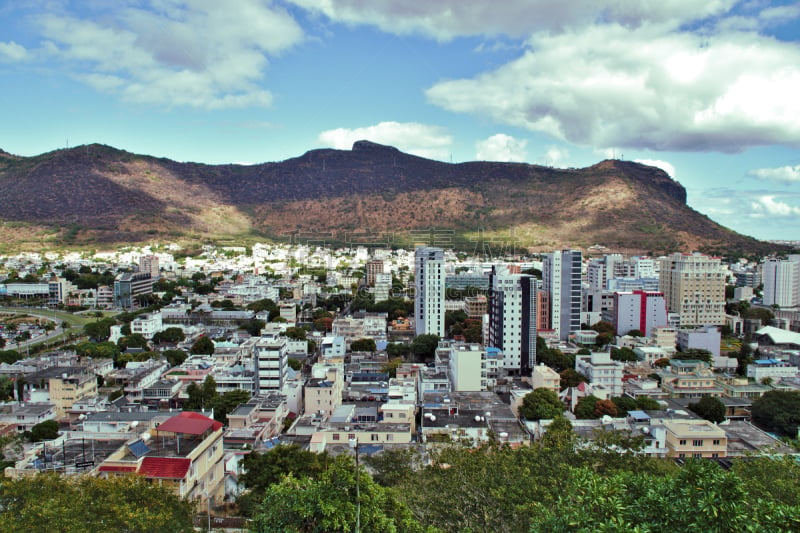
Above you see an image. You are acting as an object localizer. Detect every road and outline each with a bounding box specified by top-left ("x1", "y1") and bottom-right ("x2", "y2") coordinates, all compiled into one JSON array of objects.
[{"x1": 0, "y1": 306, "x2": 111, "y2": 350}]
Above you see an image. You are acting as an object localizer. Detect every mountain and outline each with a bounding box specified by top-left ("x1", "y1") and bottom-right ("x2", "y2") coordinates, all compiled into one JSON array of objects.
[{"x1": 0, "y1": 141, "x2": 776, "y2": 254}]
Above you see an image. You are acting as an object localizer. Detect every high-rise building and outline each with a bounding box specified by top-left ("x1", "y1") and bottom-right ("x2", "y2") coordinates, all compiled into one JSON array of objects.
[
  {"x1": 762, "y1": 255, "x2": 800, "y2": 308},
  {"x1": 365, "y1": 259, "x2": 384, "y2": 287},
  {"x1": 659, "y1": 252, "x2": 726, "y2": 327},
  {"x1": 612, "y1": 290, "x2": 668, "y2": 337},
  {"x1": 487, "y1": 266, "x2": 538, "y2": 374},
  {"x1": 414, "y1": 247, "x2": 446, "y2": 337},
  {"x1": 113, "y1": 272, "x2": 154, "y2": 309},
  {"x1": 139, "y1": 254, "x2": 160, "y2": 280},
  {"x1": 543, "y1": 250, "x2": 582, "y2": 341}
]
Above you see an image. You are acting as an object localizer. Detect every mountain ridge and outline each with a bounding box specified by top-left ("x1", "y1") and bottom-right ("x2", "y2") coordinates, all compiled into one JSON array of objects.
[{"x1": 0, "y1": 141, "x2": 777, "y2": 255}]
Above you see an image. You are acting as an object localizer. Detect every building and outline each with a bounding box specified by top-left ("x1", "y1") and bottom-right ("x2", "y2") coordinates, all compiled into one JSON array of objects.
[
  {"x1": 530, "y1": 363, "x2": 560, "y2": 393},
  {"x1": 543, "y1": 250, "x2": 582, "y2": 341},
  {"x1": 374, "y1": 272, "x2": 392, "y2": 302},
  {"x1": 658, "y1": 360, "x2": 724, "y2": 398},
  {"x1": 253, "y1": 335, "x2": 288, "y2": 393},
  {"x1": 611, "y1": 290, "x2": 668, "y2": 336},
  {"x1": 415, "y1": 247, "x2": 446, "y2": 337},
  {"x1": 130, "y1": 312, "x2": 163, "y2": 339},
  {"x1": 762, "y1": 256, "x2": 800, "y2": 308},
  {"x1": 663, "y1": 419, "x2": 727, "y2": 458},
  {"x1": 139, "y1": 254, "x2": 160, "y2": 280},
  {"x1": 746, "y1": 359, "x2": 799, "y2": 382},
  {"x1": 365, "y1": 259, "x2": 384, "y2": 286},
  {"x1": 98, "y1": 412, "x2": 224, "y2": 504},
  {"x1": 659, "y1": 253, "x2": 726, "y2": 327},
  {"x1": 448, "y1": 343, "x2": 502, "y2": 391},
  {"x1": 464, "y1": 295, "x2": 488, "y2": 319},
  {"x1": 487, "y1": 266, "x2": 538, "y2": 374},
  {"x1": 305, "y1": 366, "x2": 344, "y2": 419},
  {"x1": 676, "y1": 325, "x2": 721, "y2": 357},
  {"x1": 575, "y1": 352, "x2": 624, "y2": 396},
  {"x1": 113, "y1": 272, "x2": 154, "y2": 309}
]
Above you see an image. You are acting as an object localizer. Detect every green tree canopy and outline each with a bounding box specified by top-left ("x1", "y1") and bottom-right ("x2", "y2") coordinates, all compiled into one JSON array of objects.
[
  {"x1": 519, "y1": 388, "x2": 564, "y2": 420},
  {"x1": 410, "y1": 334, "x2": 439, "y2": 362},
  {"x1": 29, "y1": 420, "x2": 59, "y2": 441},
  {"x1": 751, "y1": 390, "x2": 800, "y2": 437},
  {"x1": 152, "y1": 327, "x2": 185, "y2": 345},
  {"x1": 190, "y1": 335, "x2": 215, "y2": 355},
  {"x1": 610, "y1": 346, "x2": 638, "y2": 362},
  {"x1": 0, "y1": 473, "x2": 195, "y2": 533},
  {"x1": 250, "y1": 455, "x2": 424, "y2": 533},
  {"x1": 688, "y1": 396, "x2": 727, "y2": 424},
  {"x1": 163, "y1": 349, "x2": 188, "y2": 367},
  {"x1": 350, "y1": 338, "x2": 377, "y2": 352}
]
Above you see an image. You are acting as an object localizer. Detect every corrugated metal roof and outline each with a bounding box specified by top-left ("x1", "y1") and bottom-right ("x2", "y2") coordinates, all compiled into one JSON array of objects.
[
  {"x1": 139, "y1": 457, "x2": 191, "y2": 479},
  {"x1": 157, "y1": 411, "x2": 222, "y2": 435}
]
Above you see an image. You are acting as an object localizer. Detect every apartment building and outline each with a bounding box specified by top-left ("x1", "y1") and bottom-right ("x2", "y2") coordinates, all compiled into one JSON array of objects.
[
  {"x1": 659, "y1": 253, "x2": 726, "y2": 327},
  {"x1": 415, "y1": 247, "x2": 446, "y2": 337}
]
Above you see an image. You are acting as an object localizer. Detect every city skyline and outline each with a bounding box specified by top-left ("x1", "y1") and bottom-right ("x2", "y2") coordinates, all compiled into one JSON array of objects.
[{"x1": 1, "y1": 1, "x2": 799, "y2": 240}]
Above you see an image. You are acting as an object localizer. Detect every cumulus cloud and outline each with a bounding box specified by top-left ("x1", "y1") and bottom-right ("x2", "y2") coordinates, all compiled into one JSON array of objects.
[
  {"x1": 289, "y1": 0, "x2": 735, "y2": 39},
  {"x1": 34, "y1": 1, "x2": 303, "y2": 109},
  {"x1": 748, "y1": 165, "x2": 800, "y2": 184},
  {"x1": 426, "y1": 25, "x2": 800, "y2": 153},
  {"x1": 635, "y1": 159, "x2": 676, "y2": 177},
  {"x1": 698, "y1": 188, "x2": 800, "y2": 238},
  {"x1": 317, "y1": 121, "x2": 453, "y2": 160},
  {"x1": 0, "y1": 41, "x2": 29, "y2": 62},
  {"x1": 475, "y1": 134, "x2": 528, "y2": 162},
  {"x1": 750, "y1": 195, "x2": 800, "y2": 217}
]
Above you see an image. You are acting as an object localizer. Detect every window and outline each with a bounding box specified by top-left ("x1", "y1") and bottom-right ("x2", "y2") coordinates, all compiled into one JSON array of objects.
[
  {"x1": 348, "y1": 433, "x2": 355, "y2": 441},
  {"x1": 679, "y1": 439, "x2": 687, "y2": 445},
  {"x1": 386, "y1": 434, "x2": 393, "y2": 442},
  {"x1": 371, "y1": 434, "x2": 379, "y2": 442},
  {"x1": 693, "y1": 453, "x2": 702, "y2": 458},
  {"x1": 693, "y1": 439, "x2": 703, "y2": 446},
  {"x1": 332, "y1": 433, "x2": 340, "y2": 441},
  {"x1": 712, "y1": 439, "x2": 720, "y2": 445}
]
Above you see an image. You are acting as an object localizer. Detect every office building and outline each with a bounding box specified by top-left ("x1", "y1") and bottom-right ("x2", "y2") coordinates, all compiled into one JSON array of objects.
[
  {"x1": 415, "y1": 247, "x2": 446, "y2": 337},
  {"x1": 487, "y1": 266, "x2": 538, "y2": 374},
  {"x1": 612, "y1": 290, "x2": 668, "y2": 337},
  {"x1": 762, "y1": 256, "x2": 800, "y2": 308},
  {"x1": 659, "y1": 253, "x2": 726, "y2": 328},
  {"x1": 543, "y1": 250, "x2": 582, "y2": 341}
]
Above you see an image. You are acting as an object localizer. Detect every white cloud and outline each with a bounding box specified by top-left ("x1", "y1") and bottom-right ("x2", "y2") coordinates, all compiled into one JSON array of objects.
[
  {"x1": 749, "y1": 165, "x2": 800, "y2": 184},
  {"x1": 289, "y1": 0, "x2": 736, "y2": 40},
  {"x1": 750, "y1": 195, "x2": 800, "y2": 217},
  {"x1": 426, "y1": 25, "x2": 800, "y2": 153},
  {"x1": 634, "y1": 159, "x2": 676, "y2": 177},
  {"x1": 318, "y1": 121, "x2": 453, "y2": 160},
  {"x1": 34, "y1": 1, "x2": 303, "y2": 109},
  {"x1": 475, "y1": 134, "x2": 527, "y2": 162},
  {"x1": 0, "y1": 41, "x2": 29, "y2": 62},
  {"x1": 542, "y1": 145, "x2": 570, "y2": 167}
]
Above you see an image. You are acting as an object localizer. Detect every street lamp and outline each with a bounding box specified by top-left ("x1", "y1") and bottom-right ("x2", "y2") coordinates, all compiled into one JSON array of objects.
[{"x1": 349, "y1": 437, "x2": 360, "y2": 533}]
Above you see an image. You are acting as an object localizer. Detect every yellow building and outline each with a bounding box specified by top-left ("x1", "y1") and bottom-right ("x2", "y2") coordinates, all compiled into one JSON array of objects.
[
  {"x1": 531, "y1": 364, "x2": 561, "y2": 393},
  {"x1": 98, "y1": 412, "x2": 225, "y2": 505},
  {"x1": 663, "y1": 419, "x2": 727, "y2": 459},
  {"x1": 48, "y1": 371, "x2": 98, "y2": 419}
]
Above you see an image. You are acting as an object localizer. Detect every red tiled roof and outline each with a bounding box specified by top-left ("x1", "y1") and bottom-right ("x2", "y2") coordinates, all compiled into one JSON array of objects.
[
  {"x1": 98, "y1": 465, "x2": 137, "y2": 473},
  {"x1": 139, "y1": 457, "x2": 191, "y2": 479},
  {"x1": 157, "y1": 411, "x2": 223, "y2": 435}
]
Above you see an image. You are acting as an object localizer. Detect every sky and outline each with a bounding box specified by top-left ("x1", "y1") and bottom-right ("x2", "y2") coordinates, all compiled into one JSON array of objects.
[{"x1": 1, "y1": 0, "x2": 800, "y2": 241}]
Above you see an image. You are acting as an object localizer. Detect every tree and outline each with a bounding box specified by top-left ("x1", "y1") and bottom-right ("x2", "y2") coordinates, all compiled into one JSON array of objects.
[
  {"x1": 350, "y1": 338, "x2": 377, "y2": 352},
  {"x1": 574, "y1": 395, "x2": 601, "y2": 419},
  {"x1": 164, "y1": 349, "x2": 188, "y2": 367},
  {"x1": 283, "y1": 327, "x2": 307, "y2": 340},
  {"x1": 653, "y1": 357, "x2": 671, "y2": 368},
  {"x1": 287, "y1": 358, "x2": 302, "y2": 371},
  {"x1": 29, "y1": 420, "x2": 59, "y2": 441},
  {"x1": 627, "y1": 329, "x2": 644, "y2": 337},
  {"x1": 688, "y1": 396, "x2": 726, "y2": 424},
  {"x1": 363, "y1": 447, "x2": 423, "y2": 487},
  {"x1": 0, "y1": 473, "x2": 195, "y2": 533},
  {"x1": 519, "y1": 388, "x2": 564, "y2": 420},
  {"x1": 210, "y1": 389, "x2": 252, "y2": 423},
  {"x1": 117, "y1": 333, "x2": 148, "y2": 351},
  {"x1": 539, "y1": 415, "x2": 576, "y2": 451},
  {"x1": 559, "y1": 368, "x2": 588, "y2": 390},
  {"x1": 590, "y1": 321, "x2": 615, "y2": 345},
  {"x1": 528, "y1": 460, "x2": 800, "y2": 532},
  {"x1": 611, "y1": 395, "x2": 638, "y2": 416},
  {"x1": 410, "y1": 334, "x2": 439, "y2": 362},
  {"x1": 250, "y1": 455, "x2": 424, "y2": 533},
  {"x1": 190, "y1": 335, "x2": 215, "y2": 355},
  {"x1": 674, "y1": 348, "x2": 713, "y2": 364},
  {"x1": 635, "y1": 396, "x2": 662, "y2": 411},
  {"x1": 152, "y1": 327, "x2": 185, "y2": 345},
  {"x1": 386, "y1": 342, "x2": 411, "y2": 358},
  {"x1": 751, "y1": 390, "x2": 800, "y2": 437},
  {"x1": 610, "y1": 346, "x2": 638, "y2": 362}
]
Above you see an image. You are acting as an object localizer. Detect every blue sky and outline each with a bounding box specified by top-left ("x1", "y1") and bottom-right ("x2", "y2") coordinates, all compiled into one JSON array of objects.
[{"x1": 1, "y1": 1, "x2": 799, "y2": 241}]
